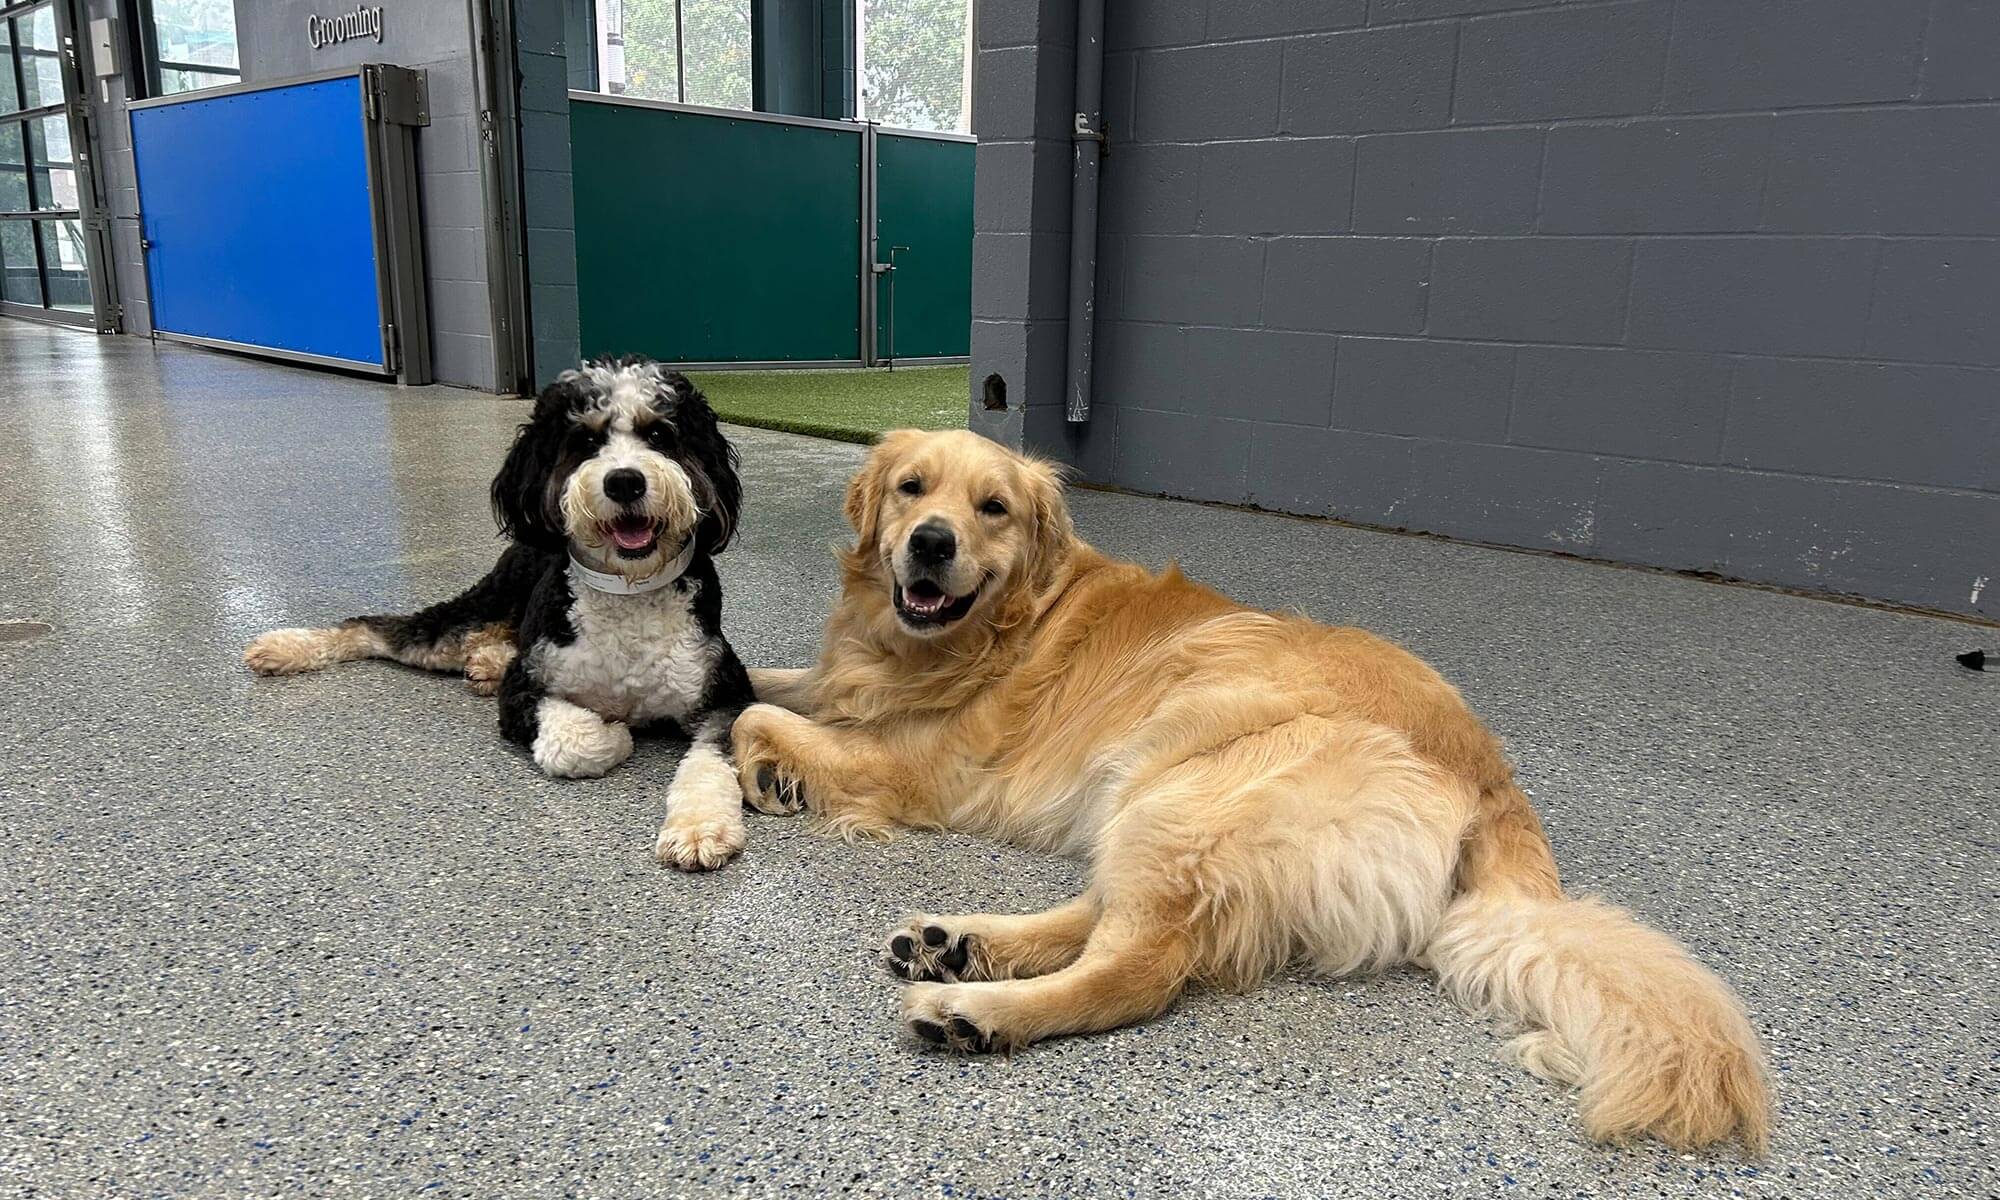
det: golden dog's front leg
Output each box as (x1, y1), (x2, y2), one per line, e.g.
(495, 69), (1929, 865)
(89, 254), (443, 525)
(729, 703), (934, 840)
(747, 666), (818, 712)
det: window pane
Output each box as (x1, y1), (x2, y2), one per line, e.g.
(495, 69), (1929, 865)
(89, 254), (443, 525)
(19, 5), (66, 111)
(564, 0), (597, 91)
(0, 124), (26, 213)
(27, 114), (74, 211)
(38, 217), (90, 311)
(0, 20), (19, 116)
(151, 0), (238, 70)
(0, 220), (40, 305)
(160, 66), (236, 95)
(681, 0), (750, 110)
(617, 0), (681, 102)
(862, 0), (969, 133)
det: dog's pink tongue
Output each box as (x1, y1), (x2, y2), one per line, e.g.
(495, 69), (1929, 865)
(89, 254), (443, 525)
(610, 520), (656, 550)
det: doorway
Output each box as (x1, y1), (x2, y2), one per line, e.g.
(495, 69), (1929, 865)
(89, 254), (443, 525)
(0, 0), (112, 329)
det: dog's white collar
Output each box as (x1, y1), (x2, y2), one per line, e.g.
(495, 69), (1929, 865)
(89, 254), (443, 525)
(568, 540), (695, 596)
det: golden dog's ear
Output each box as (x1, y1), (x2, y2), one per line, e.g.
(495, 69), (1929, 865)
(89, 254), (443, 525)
(846, 429), (925, 555)
(1022, 456), (1076, 593)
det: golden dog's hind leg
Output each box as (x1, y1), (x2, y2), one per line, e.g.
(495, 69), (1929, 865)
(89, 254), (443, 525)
(730, 703), (939, 839)
(900, 900), (1196, 1053)
(885, 893), (1102, 983)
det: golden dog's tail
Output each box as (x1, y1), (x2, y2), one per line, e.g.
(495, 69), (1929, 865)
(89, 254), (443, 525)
(1425, 784), (1771, 1153)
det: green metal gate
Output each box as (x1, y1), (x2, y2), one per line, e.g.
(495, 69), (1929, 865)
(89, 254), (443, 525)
(872, 131), (974, 363)
(571, 93), (973, 367)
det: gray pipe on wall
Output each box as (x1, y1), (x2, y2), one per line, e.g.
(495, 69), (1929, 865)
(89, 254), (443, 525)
(1064, 0), (1106, 423)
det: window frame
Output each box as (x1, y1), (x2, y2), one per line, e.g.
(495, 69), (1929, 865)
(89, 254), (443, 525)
(0, 0), (104, 326)
(129, 0), (238, 99)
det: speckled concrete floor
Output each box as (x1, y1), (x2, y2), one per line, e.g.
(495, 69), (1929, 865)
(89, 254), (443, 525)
(0, 321), (1994, 1199)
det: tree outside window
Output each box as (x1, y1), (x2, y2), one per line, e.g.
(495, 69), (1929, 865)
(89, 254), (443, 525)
(593, 0), (971, 132)
(860, 0), (968, 134)
(606, 0), (752, 110)
(147, 0), (239, 95)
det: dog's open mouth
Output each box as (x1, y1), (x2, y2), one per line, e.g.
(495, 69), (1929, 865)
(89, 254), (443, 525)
(894, 580), (978, 627)
(603, 514), (662, 558)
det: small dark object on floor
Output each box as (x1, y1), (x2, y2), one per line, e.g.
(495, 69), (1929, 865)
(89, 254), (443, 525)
(1956, 649), (1987, 671)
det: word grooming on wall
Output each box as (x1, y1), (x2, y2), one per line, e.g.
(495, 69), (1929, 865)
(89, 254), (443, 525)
(307, 5), (385, 50)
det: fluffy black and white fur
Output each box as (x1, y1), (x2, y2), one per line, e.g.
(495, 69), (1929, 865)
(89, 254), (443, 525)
(245, 357), (757, 870)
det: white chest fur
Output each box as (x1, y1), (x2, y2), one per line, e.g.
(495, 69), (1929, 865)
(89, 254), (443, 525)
(532, 578), (716, 725)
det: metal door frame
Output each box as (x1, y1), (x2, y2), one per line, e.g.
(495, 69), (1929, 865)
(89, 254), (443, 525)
(472, 0), (532, 394)
(0, 0), (118, 331)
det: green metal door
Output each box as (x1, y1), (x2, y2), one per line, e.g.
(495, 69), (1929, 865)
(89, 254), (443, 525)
(873, 131), (973, 361)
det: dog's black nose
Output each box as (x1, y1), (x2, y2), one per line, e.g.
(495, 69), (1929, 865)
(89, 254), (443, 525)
(604, 468), (647, 504)
(907, 522), (956, 565)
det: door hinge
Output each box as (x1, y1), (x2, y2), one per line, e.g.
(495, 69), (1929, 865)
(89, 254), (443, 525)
(365, 66), (430, 126)
(384, 322), (401, 371)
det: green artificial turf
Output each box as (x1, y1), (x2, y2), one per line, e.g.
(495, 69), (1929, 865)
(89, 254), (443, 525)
(689, 365), (969, 445)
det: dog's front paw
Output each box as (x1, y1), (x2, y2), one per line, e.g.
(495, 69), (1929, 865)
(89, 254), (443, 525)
(903, 984), (1002, 1054)
(532, 700), (633, 778)
(655, 745), (746, 870)
(885, 916), (982, 982)
(464, 642), (515, 696)
(744, 764), (808, 816)
(731, 705), (805, 815)
(654, 813), (746, 871)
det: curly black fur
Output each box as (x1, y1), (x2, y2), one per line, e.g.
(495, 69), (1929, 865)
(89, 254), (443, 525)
(347, 356), (753, 771)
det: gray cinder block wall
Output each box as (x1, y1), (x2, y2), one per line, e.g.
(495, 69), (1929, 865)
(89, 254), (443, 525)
(515, 0), (584, 389)
(969, 0), (2000, 620)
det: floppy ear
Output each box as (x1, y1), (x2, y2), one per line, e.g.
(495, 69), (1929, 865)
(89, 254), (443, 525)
(1022, 456), (1077, 594)
(490, 377), (579, 550)
(665, 373), (742, 555)
(845, 430), (925, 557)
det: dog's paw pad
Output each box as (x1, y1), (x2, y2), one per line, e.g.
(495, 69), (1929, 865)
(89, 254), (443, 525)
(907, 1011), (997, 1054)
(746, 765), (807, 815)
(885, 919), (979, 982)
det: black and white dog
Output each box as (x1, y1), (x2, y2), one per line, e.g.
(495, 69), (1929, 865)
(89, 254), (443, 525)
(245, 357), (756, 870)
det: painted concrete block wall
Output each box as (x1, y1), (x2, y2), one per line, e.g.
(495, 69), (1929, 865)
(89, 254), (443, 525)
(973, 0), (1999, 619)
(235, 0), (498, 391)
(965, 0), (1099, 465)
(516, 0), (584, 388)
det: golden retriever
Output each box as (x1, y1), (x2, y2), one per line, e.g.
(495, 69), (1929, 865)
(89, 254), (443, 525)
(732, 429), (1770, 1152)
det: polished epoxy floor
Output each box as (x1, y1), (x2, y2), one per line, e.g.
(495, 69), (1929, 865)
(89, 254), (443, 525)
(1, 321), (1994, 1199)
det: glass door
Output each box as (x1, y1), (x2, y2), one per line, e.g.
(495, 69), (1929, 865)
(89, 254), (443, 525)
(0, 0), (110, 328)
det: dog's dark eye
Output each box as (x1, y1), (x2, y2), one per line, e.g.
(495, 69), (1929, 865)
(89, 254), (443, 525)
(642, 423), (674, 446)
(979, 498), (1008, 517)
(898, 478), (923, 496)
